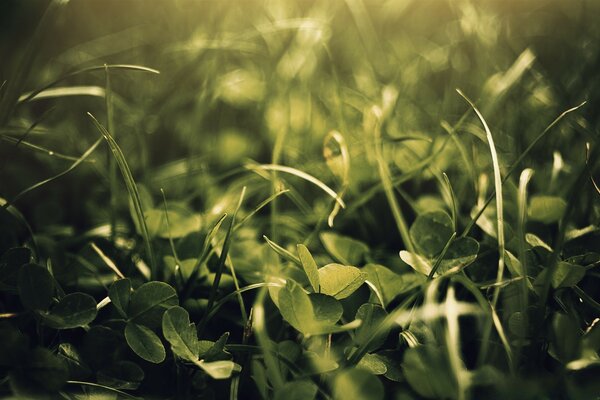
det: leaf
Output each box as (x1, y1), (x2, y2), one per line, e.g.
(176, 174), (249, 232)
(124, 322), (166, 364)
(41, 292), (98, 329)
(274, 380), (318, 400)
(297, 244), (320, 292)
(318, 264), (367, 299)
(436, 236), (479, 274)
(199, 332), (230, 361)
(399, 251), (432, 276)
(400, 237), (478, 277)
(333, 368), (384, 400)
(162, 306), (199, 362)
(309, 293), (342, 325)
(551, 261), (586, 289)
(354, 304), (389, 353)
(108, 278), (131, 318)
(528, 195), (567, 224)
(193, 359), (241, 379)
(357, 353), (388, 375)
(320, 232), (369, 265)
(277, 280), (315, 334)
(363, 264), (422, 306)
(409, 210), (454, 258)
(18, 263), (55, 310)
(128, 281), (178, 329)
(57, 343), (91, 380)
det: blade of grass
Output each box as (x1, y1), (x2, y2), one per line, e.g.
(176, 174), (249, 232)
(4, 138), (102, 209)
(198, 186), (246, 336)
(160, 188), (185, 286)
(18, 64), (159, 106)
(457, 89), (508, 367)
(443, 172), (458, 231)
(90, 242), (125, 279)
(105, 65), (117, 243)
(181, 213), (228, 300)
(462, 101), (586, 237)
(246, 164), (346, 209)
(263, 235), (301, 266)
(0, 0), (67, 126)
(428, 232), (457, 280)
(88, 112), (156, 280)
(457, 90), (505, 308)
(370, 105), (414, 252)
(516, 168), (534, 356)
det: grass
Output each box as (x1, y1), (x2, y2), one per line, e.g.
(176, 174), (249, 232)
(1, 1), (600, 399)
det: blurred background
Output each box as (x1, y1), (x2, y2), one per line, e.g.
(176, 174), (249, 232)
(1, 0), (599, 249)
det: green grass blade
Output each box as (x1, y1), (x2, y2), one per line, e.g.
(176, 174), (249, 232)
(246, 163), (346, 209)
(443, 172), (458, 231)
(457, 89), (505, 309)
(18, 64), (159, 105)
(5, 138), (101, 208)
(369, 105), (414, 252)
(181, 213), (228, 300)
(88, 112), (156, 280)
(462, 101), (586, 237)
(263, 235), (301, 266)
(198, 187), (246, 336)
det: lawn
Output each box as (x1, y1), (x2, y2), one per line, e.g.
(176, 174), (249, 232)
(1, 0), (599, 399)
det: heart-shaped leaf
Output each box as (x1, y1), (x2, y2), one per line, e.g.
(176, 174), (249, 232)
(128, 281), (178, 329)
(18, 263), (55, 311)
(318, 263), (367, 299)
(193, 359), (241, 379)
(278, 280), (315, 334)
(162, 306), (199, 362)
(125, 322), (166, 364)
(297, 244), (320, 292)
(410, 211), (454, 258)
(363, 264), (423, 306)
(309, 293), (342, 325)
(108, 278), (131, 318)
(354, 303), (389, 352)
(41, 292), (97, 329)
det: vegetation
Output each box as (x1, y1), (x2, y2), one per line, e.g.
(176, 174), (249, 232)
(1, 0), (599, 399)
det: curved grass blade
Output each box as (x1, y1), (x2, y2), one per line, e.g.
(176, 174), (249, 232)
(263, 235), (301, 266)
(18, 64), (159, 105)
(198, 187), (246, 336)
(181, 213), (227, 300)
(442, 172), (458, 231)
(4, 138), (101, 209)
(462, 101), (586, 237)
(457, 89), (505, 309)
(246, 163), (346, 209)
(88, 112), (156, 280)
